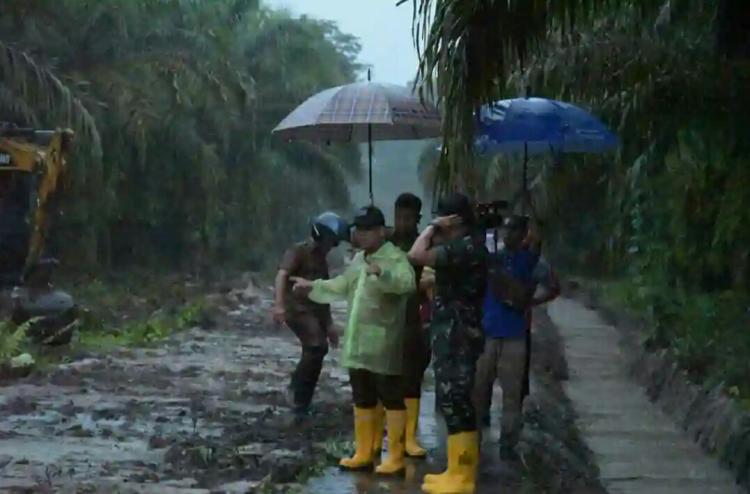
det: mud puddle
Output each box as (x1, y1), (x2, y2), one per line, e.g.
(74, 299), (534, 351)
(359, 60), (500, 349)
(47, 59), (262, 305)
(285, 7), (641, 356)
(306, 389), (529, 494)
(303, 309), (606, 494)
(0, 293), (353, 493)
(0, 284), (603, 494)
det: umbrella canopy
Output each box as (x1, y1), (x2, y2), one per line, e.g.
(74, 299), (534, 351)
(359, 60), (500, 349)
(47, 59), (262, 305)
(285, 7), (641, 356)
(273, 81), (441, 143)
(474, 96), (618, 215)
(476, 97), (618, 156)
(273, 78), (441, 204)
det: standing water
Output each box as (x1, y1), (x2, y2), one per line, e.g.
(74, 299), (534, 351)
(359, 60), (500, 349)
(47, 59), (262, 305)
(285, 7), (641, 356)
(305, 391), (444, 494)
(305, 384), (523, 494)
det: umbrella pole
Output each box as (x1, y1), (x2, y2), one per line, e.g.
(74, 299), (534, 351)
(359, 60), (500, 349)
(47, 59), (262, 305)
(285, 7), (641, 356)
(367, 67), (374, 205)
(368, 123), (373, 205)
(522, 141), (528, 215)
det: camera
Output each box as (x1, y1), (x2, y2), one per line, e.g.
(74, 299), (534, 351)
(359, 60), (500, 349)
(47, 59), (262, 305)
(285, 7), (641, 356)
(475, 200), (508, 230)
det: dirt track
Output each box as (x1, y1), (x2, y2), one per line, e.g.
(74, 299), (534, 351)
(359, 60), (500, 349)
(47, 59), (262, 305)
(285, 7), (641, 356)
(0, 289), (354, 493)
(0, 282), (605, 494)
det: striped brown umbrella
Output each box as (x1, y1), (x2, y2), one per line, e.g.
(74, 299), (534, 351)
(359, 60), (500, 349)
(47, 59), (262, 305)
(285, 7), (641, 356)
(272, 72), (441, 204)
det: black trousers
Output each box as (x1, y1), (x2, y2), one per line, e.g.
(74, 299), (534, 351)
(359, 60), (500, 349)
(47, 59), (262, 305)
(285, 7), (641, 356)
(349, 368), (405, 410)
(402, 324), (431, 398)
(288, 314), (328, 411)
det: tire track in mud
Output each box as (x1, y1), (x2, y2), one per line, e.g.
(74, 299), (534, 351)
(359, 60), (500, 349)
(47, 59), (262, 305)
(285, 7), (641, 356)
(0, 295), (354, 493)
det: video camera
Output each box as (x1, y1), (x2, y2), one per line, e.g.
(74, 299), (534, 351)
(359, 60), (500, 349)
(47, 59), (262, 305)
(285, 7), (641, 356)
(475, 200), (509, 230)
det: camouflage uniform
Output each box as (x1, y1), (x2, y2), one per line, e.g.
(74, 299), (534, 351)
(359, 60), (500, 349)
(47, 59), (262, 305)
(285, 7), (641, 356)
(431, 233), (487, 434)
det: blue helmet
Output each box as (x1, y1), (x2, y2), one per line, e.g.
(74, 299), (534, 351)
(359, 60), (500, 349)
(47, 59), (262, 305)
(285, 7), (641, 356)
(311, 212), (349, 246)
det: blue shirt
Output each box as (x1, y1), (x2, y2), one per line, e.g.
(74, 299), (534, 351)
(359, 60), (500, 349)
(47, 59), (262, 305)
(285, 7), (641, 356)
(483, 248), (539, 339)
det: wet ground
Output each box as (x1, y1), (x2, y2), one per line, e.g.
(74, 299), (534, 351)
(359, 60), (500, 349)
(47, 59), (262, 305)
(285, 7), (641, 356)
(0, 282), (605, 494)
(549, 297), (742, 494)
(0, 290), (356, 493)
(306, 389), (530, 494)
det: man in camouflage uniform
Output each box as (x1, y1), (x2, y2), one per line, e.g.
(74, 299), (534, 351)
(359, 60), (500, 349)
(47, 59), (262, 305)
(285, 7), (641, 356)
(408, 193), (487, 494)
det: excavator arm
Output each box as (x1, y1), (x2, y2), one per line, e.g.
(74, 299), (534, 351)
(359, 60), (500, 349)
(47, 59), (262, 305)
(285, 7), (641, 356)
(0, 126), (74, 274)
(0, 124), (77, 345)
(27, 130), (74, 268)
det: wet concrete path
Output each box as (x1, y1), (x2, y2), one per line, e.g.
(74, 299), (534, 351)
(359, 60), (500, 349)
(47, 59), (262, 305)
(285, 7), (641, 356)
(548, 297), (742, 494)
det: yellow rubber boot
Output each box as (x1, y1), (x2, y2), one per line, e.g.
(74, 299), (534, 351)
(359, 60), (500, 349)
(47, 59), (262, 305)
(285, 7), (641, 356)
(405, 398), (427, 458)
(339, 407), (375, 471)
(421, 431), (479, 494)
(375, 409), (407, 475)
(372, 402), (385, 458)
(421, 440), (455, 486)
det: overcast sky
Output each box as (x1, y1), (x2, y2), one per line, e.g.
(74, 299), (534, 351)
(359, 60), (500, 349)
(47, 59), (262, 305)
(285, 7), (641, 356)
(264, 0), (419, 85)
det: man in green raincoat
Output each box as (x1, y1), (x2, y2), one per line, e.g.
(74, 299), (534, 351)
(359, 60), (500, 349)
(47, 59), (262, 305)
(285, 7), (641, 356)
(292, 205), (416, 475)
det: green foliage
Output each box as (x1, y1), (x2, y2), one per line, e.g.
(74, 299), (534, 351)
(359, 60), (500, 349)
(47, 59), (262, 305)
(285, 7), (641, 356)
(599, 279), (750, 397)
(412, 1), (750, 395)
(78, 300), (208, 349)
(538, 3), (750, 395)
(408, 0), (684, 194)
(0, 319), (31, 360)
(409, 0), (749, 192)
(0, 0), (364, 270)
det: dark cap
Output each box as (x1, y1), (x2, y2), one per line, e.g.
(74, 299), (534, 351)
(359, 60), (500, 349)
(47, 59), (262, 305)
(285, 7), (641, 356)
(353, 205), (386, 229)
(502, 214), (529, 231)
(436, 193), (474, 224)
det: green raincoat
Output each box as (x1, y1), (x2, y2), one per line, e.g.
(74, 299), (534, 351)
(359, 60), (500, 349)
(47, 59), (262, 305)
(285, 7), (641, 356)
(308, 241), (415, 376)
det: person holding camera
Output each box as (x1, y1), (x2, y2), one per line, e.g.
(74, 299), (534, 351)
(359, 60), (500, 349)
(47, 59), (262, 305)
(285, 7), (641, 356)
(408, 193), (487, 494)
(292, 205), (416, 475)
(473, 215), (559, 461)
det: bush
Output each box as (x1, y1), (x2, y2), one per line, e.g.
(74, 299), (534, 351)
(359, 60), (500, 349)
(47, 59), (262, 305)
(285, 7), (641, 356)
(601, 280), (750, 397)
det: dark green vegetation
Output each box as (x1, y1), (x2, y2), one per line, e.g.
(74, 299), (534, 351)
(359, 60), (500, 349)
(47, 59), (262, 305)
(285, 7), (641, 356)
(412, 2), (750, 396)
(0, 0), (363, 272)
(0, 272), (213, 375)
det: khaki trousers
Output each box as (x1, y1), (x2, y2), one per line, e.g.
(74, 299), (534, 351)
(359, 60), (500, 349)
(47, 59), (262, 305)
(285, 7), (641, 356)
(473, 337), (527, 446)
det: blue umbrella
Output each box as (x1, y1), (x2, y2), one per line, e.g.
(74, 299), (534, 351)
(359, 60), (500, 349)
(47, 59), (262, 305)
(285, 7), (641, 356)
(476, 97), (618, 154)
(475, 96), (618, 405)
(475, 96), (618, 210)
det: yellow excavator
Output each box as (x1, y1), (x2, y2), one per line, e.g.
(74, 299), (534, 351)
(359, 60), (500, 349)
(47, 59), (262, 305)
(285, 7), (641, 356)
(0, 122), (78, 345)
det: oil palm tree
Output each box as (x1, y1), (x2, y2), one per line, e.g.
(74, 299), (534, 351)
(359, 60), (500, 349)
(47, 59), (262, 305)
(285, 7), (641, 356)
(405, 0), (750, 193)
(0, 0), (364, 269)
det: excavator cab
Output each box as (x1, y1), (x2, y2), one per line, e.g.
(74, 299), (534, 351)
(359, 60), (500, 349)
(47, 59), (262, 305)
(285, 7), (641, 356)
(0, 123), (77, 345)
(0, 170), (33, 286)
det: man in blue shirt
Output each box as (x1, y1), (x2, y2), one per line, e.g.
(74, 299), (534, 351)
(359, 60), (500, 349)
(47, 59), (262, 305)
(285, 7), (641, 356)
(473, 215), (558, 460)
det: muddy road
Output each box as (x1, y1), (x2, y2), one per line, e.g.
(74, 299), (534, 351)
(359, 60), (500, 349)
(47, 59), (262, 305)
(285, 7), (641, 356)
(0, 287), (356, 493)
(0, 282), (602, 493)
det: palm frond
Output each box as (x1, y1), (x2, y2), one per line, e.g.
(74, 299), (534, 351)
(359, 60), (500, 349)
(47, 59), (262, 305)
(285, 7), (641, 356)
(408, 0), (692, 192)
(0, 40), (102, 160)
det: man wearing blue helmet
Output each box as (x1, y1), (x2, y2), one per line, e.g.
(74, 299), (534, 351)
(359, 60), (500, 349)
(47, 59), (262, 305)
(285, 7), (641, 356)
(273, 211), (349, 417)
